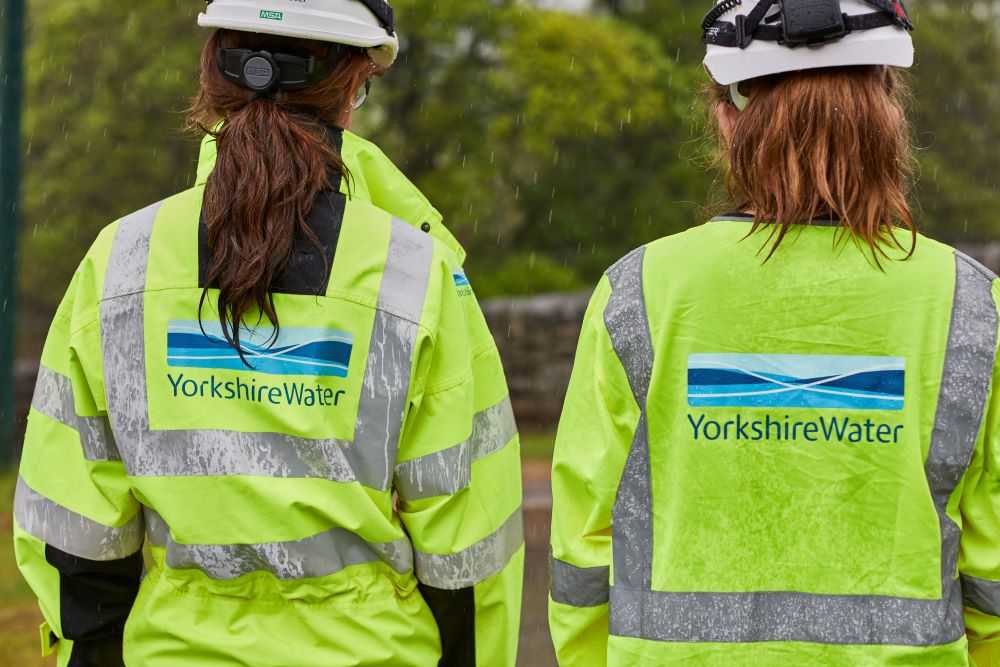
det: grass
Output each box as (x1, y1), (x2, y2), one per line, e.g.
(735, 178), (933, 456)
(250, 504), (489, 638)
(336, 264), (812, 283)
(520, 432), (555, 461)
(1, 468), (54, 666)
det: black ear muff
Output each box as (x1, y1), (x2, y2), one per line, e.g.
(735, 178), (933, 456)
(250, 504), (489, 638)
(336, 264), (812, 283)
(240, 52), (279, 91)
(217, 47), (329, 94)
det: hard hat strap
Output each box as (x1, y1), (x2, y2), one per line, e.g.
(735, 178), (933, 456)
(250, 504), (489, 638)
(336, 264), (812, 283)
(217, 46), (347, 93)
(357, 0), (396, 36)
(702, 0), (913, 50)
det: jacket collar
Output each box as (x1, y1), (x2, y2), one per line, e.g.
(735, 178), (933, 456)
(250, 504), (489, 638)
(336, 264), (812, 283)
(195, 128), (466, 264)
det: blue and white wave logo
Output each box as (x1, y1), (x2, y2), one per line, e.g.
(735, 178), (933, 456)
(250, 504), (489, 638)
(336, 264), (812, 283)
(453, 269), (471, 288)
(688, 353), (905, 410)
(167, 321), (353, 377)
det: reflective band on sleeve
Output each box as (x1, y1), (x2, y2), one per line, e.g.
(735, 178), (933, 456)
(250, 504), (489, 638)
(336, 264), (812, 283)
(144, 508), (412, 580)
(394, 395), (517, 500)
(31, 364), (120, 462)
(606, 250), (997, 647)
(13, 476), (144, 561)
(348, 217), (434, 490)
(414, 507), (523, 590)
(604, 248), (655, 594)
(961, 574), (1000, 617)
(549, 550), (609, 607)
(609, 585), (964, 645)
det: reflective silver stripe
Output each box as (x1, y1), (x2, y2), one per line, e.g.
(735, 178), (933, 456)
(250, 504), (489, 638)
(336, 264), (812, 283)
(609, 585), (963, 645)
(394, 396), (517, 499)
(13, 476), (143, 561)
(961, 574), (1000, 616)
(604, 248), (654, 593)
(123, 429), (356, 480)
(928, 252), (998, 608)
(605, 250), (997, 646)
(414, 507), (523, 590)
(31, 364), (119, 462)
(144, 507), (412, 580)
(348, 217), (434, 490)
(549, 551), (609, 607)
(101, 202), (161, 443)
(144, 507), (170, 547)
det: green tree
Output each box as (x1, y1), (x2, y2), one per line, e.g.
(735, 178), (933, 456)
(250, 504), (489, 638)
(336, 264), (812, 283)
(17, 0), (999, 319)
(20, 2), (203, 316)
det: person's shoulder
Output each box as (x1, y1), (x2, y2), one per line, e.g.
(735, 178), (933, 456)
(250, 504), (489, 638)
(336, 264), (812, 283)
(602, 223), (716, 278)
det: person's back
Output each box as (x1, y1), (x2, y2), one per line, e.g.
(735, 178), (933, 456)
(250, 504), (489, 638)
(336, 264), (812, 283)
(549, 1), (1000, 665)
(13, 3), (523, 665)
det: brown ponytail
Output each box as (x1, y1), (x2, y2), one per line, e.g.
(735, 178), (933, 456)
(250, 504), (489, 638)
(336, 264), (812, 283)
(709, 66), (915, 263)
(188, 30), (378, 359)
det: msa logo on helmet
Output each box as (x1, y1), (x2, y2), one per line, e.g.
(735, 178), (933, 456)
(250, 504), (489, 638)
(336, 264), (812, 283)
(167, 321), (353, 377)
(259, 10), (284, 20)
(687, 353), (905, 410)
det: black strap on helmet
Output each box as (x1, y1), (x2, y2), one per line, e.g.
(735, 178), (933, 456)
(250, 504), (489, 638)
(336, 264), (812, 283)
(702, 0), (913, 49)
(216, 46), (350, 93)
(358, 0), (396, 36)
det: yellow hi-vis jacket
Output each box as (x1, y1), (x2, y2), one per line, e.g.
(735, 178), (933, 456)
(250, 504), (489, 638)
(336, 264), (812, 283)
(14, 127), (524, 667)
(549, 216), (1000, 666)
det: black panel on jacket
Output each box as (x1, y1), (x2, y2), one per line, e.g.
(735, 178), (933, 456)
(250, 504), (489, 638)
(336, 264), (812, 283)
(45, 545), (142, 667)
(419, 583), (476, 666)
(199, 125), (347, 297)
(198, 189), (346, 297)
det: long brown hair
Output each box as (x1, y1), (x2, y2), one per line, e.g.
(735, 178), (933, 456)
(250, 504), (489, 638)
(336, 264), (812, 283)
(189, 30), (378, 359)
(710, 66), (915, 262)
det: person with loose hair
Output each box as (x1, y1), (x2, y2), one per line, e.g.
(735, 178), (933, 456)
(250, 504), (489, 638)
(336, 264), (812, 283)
(549, 1), (1000, 664)
(13, 2), (523, 665)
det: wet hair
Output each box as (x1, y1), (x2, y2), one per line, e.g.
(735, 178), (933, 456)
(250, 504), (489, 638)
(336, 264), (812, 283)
(708, 65), (916, 263)
(188, 30), (379, 361)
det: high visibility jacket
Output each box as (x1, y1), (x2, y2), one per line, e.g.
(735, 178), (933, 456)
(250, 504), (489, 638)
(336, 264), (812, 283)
(14, 126), (524, 667)
(549, 216), (1000, 666)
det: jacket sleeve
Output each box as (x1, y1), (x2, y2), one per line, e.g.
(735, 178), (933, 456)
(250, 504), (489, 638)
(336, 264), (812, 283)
(548, 276), (641, 667)
(960, 280), (1000, 667)
(395, 256), (523, 667)
(13, 245), (144, 667)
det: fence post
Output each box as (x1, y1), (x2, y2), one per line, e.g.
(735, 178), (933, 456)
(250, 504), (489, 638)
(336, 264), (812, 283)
(1, 0), (26, 465)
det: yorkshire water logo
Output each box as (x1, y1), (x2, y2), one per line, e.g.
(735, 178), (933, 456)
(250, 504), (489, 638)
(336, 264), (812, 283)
(688, 353), (904, 411)
(453, 269), (473, 297)
(167, 321), (353, 377)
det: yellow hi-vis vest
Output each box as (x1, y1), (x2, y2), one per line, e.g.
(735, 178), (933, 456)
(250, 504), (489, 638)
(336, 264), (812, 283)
(550, 217), (1000, 666)
(14, 127), (524, 667)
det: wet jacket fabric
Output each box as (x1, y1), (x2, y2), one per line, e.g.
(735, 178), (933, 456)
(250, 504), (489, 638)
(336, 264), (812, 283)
(14, 127), (524, 667)
(549, 216), (1000, 666)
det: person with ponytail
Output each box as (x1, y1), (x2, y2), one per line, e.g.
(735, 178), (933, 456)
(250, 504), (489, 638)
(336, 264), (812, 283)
(13, 2), (523, 666)
(549, 1), (1000, 665)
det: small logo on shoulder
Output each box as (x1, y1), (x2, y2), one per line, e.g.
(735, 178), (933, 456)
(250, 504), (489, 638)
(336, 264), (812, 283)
(453, 269), (473, 297)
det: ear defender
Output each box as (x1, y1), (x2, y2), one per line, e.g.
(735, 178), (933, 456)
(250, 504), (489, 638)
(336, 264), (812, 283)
(216, 47), (341, 94)
(729, 82), (750, 111)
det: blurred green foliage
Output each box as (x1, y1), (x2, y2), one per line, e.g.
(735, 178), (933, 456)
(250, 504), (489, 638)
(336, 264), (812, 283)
(16, 0), (1000, 313)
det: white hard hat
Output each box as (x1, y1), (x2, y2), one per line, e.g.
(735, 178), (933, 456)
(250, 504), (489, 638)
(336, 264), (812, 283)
(703, 0), (914, 86)
(198, 0), (400, 69)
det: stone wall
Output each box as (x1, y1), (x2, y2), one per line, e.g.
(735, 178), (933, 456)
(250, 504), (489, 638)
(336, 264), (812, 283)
(481, 292), (591, 432)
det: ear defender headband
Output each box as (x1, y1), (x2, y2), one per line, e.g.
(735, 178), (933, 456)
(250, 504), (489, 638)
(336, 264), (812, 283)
(216, 45), (348, 94)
